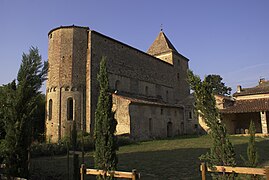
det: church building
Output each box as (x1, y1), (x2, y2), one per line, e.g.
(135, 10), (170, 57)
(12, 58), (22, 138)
(45, 25), (197, 142)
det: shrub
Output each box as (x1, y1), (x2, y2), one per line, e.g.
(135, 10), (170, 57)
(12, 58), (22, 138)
(30, 142), (67, 158)
(117, 136), (136, 146)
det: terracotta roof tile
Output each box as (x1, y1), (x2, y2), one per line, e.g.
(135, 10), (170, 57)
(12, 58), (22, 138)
(234, 81), (269, 96)
(220, 98), (269, 113)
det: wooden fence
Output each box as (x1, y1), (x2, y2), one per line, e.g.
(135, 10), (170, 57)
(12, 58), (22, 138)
(200, 163), (269, 180)
(80, 164), (140, 180)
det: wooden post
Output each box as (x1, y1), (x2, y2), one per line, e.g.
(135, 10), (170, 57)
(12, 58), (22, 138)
(200, 163), (206, 180)
(266, 167), (269, 180)
(132, 169), (137, 180)
(80, 164), (85, 180)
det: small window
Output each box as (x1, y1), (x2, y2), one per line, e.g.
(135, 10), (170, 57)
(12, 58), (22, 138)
(166, 90), (169, 102)
(67, 98), (74, 121)
(189, 111), (193, 119)
(161, 108), (163, 115)
(145, 86), (148, 95)
(149, 118), (152, 135)
(48, 99), (53, 120)
(177, 73), (179, 80)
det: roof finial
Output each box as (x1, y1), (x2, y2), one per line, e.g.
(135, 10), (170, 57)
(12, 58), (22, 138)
(160, 24), (163, 31)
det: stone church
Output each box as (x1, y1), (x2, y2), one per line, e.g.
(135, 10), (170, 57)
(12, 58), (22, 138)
(46, 25), (198, 142)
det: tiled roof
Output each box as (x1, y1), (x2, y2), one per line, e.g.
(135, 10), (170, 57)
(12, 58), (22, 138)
(220, 98), (269, 114)
(147, 31), (179, 56)
(113, 93), (182, 108)
(233, 81), (269, 96)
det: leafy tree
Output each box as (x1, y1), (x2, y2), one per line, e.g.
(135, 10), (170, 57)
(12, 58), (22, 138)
(94, 57), (118, 180)
(241, 120), (258, 167)
(205, 74), (232, 96)
(0, 47), (47, 178)
(188, 70), (236, 179)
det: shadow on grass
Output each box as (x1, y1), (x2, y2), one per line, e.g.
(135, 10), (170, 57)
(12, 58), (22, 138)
(30, 136), (269, 180)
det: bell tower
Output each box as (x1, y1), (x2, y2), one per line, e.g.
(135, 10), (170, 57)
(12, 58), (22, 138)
(46, 26), (89, 142)
(147, 30), (190, 102)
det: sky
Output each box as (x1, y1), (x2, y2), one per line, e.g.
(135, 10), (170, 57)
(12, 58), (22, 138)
(0, 0), (269, 93)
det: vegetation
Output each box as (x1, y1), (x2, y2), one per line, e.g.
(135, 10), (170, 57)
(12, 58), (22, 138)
(94, 57), (118, 179)
(205, 74), (232, 96)
(188, 71), (236, 179)
(241, 120), (259, 167)
(72, 122), (80, 180)
(0, 47), (48, 178)
(30, 135), (269, 180)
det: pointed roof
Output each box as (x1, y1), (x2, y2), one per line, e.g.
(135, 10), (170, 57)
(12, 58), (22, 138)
(147, 31), (179, 56)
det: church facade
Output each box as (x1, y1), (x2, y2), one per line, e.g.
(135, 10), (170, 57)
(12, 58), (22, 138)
(46, 25), (197, 142)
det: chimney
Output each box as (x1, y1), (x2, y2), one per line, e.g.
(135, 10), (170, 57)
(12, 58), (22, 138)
(237, 85), (242, 93)
(259, 78), (266, 85)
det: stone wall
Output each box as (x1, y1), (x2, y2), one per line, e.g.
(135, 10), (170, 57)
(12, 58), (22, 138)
(46, 26), (191, 142)
(112, 95), (131, 135)
(88, 30), (188, 133)
(46, 26), (88, 142)
(129, 104), (184, 140)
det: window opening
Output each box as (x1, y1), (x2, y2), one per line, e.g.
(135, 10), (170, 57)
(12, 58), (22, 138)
(67, 98), (74, 120)
(48, 99), (52, 120)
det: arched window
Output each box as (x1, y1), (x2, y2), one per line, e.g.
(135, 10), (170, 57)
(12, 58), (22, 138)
(48, 99), (52, 120)
(67, 98), (74, 121)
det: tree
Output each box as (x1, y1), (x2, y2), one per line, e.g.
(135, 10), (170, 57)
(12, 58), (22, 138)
(0, 47), (48, 178)
(205, 74), (232, 96)
(188, 70), (236, 179)
(94, 57), (118, 180)
(72, 122), (79, 180)
(241, 120), (258, 167)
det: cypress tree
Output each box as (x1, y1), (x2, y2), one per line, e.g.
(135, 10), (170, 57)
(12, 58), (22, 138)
(72, 122), (79, 180)
(242, 120), (258, 167)
(188, 70), (236, 179)
(94, 57), (118, 180)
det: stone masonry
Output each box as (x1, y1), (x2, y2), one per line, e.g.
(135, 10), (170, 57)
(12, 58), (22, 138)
(46, 25), (197, 142)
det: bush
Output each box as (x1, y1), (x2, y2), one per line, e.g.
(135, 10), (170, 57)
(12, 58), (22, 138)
(117, 136), (136, 146)
(30, 134), (136, 158)
(31, 142), (67, 158)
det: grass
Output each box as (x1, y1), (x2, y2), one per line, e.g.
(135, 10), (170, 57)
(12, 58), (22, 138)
(31, 135), (269, 180)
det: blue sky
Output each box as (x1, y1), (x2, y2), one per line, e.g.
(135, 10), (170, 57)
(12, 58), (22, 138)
(1, 0), (269, 93)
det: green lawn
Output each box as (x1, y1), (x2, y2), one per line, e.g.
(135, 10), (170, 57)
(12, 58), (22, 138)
(31, 135), (269, 180)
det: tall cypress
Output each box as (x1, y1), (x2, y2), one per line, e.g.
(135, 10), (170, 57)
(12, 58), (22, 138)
(242, 120), (258, 167)
(72, 122), (79, 180)
(188, 70), (236, 179)
(94, 57), (118, 180)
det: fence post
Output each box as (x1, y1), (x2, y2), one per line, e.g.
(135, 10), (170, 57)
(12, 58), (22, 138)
(80, 164), (85, 180)
(266, 167), (269, 180)
(201, 163), (206, 180)
(132, 169), (137, 180)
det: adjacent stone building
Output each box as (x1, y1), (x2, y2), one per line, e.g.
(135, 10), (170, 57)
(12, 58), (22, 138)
(46, 25), (197, 142)
(221, 79), (269, 134)
(199, 79), (269, 135)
